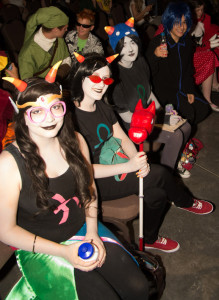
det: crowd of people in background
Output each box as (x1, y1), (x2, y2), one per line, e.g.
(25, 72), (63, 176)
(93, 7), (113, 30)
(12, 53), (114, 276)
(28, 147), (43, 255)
(0, 0), (218, 299)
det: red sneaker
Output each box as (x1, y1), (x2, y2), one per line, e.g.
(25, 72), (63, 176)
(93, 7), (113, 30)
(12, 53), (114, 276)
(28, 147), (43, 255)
(144, 237), (180, 253)
(179, 199), (213, 215)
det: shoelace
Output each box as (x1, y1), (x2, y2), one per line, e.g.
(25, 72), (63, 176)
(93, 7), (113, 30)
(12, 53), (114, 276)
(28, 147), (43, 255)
(178, 162), (187, 172)
(157, 237), (167, 245)
(193, 200), (202, 209)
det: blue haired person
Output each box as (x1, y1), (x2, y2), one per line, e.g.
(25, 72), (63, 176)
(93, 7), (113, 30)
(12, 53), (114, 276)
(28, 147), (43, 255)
(146, 1), (211, 125)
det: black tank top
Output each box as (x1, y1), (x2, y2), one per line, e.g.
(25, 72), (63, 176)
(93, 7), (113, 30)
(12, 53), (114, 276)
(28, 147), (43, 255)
(5, 144), (85, 243)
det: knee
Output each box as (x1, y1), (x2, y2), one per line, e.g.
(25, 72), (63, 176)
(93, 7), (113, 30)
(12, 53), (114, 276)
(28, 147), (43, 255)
(144, 188), (167, 209)
(184, 121), (192, 132)
(152, 164), (170, 179)
(181, 122), (192, 136)
(171, 129), (184, 145)
(145, 164), (173, 191)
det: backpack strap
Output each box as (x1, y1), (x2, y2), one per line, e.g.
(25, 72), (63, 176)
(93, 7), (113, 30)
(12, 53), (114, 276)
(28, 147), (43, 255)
(114, 151), (128, 182)
(33, 39), (58, 77)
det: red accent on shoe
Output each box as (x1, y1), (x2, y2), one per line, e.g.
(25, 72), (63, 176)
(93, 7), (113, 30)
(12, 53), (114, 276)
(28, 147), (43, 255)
(179, 199), (213, 215)
(144, 237), (180, 253)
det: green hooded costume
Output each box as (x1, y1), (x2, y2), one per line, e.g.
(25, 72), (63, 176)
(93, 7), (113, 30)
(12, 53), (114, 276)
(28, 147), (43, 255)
(18, 6), (69, 80)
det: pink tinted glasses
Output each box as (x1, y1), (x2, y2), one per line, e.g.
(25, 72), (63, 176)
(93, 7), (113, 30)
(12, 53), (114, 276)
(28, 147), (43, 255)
(26, 101), (66, 124)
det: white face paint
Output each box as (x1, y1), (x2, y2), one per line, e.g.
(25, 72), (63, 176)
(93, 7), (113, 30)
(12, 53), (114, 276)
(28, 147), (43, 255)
(119, 36), (139, 67)
(82, 66), (111, 103)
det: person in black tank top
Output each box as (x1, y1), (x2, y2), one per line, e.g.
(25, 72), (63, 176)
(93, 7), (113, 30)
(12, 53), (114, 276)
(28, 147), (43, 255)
(0, 66), (149, 299)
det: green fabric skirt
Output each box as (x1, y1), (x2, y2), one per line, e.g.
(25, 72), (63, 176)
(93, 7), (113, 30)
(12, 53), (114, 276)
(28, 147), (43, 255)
(6, 222), (127, 300)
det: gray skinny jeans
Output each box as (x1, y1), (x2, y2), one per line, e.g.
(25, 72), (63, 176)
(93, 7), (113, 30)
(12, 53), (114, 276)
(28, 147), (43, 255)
(151, 121), (191, 169)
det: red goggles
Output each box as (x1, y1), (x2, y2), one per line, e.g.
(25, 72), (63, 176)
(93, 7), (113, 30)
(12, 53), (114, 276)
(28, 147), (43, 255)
(88, 75), (114, 85)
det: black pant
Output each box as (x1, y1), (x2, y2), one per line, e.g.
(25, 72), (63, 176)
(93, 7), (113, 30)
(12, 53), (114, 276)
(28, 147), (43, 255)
(75, 243), (149, 299)
(96, 164), (194, 243)
(177, 93), (211, 125)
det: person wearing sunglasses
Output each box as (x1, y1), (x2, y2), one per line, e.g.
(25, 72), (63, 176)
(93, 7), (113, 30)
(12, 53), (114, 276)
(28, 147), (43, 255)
(71, 52), (213, 254)
(65, 8), (104, 65)
(0, 65), (150, 299)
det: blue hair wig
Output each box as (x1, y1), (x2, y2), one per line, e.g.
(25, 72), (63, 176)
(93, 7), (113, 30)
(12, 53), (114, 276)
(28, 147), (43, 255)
(161, 1), (192, 36)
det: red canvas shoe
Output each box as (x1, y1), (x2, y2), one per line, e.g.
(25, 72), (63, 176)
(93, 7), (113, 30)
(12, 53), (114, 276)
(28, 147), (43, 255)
(179, 199), (213, 215)
(144, 237), (180, 253)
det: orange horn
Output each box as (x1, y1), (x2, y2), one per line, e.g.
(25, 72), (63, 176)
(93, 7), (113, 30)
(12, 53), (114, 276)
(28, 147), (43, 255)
(106, 54), (119, 64)
(45, 60), (62, 83)
(104, 26), (115, 35)
(2, 77), (27, 92)
(74, 52), (85, 63)
(125, 17), (134, 28)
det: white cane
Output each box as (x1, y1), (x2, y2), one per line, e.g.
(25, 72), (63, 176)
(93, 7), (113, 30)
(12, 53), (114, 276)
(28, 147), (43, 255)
(139, 143), (144, 251)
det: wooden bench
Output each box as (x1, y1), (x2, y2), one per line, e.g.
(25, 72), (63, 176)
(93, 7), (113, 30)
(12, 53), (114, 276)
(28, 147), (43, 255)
(102, 195), (139, 243)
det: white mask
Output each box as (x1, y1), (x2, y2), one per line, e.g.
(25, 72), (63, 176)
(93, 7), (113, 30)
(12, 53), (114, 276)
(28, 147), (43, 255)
(120, 36), (138, 67)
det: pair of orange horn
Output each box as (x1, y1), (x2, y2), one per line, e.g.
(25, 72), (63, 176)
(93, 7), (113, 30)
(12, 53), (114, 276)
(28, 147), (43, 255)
(73, 52), (119, 64)
(104, 17), (135, 35)
(2, 60), (62, 92)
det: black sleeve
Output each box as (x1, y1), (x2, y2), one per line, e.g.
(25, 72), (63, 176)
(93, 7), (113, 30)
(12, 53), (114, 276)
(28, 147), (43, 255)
(145, 35), (162, 77)
(112, 84), (129, 113)
(183, 36), (197, 95)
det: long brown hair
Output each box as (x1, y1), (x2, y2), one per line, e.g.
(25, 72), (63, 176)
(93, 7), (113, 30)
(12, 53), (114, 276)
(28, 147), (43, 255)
(13, 77), (94, 212)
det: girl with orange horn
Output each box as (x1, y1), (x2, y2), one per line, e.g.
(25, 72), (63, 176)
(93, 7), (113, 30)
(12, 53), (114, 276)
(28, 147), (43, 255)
(0, 55), (150, 299)
(71, 52), (213, 255)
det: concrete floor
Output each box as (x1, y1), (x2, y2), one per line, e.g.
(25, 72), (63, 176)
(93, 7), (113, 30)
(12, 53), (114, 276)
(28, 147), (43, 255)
(133, 92), (219, 300)
(0, 93), (218, 299)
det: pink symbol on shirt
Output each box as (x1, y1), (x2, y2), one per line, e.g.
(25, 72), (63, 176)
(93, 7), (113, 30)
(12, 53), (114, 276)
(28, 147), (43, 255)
(53, 194), (80, 224)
